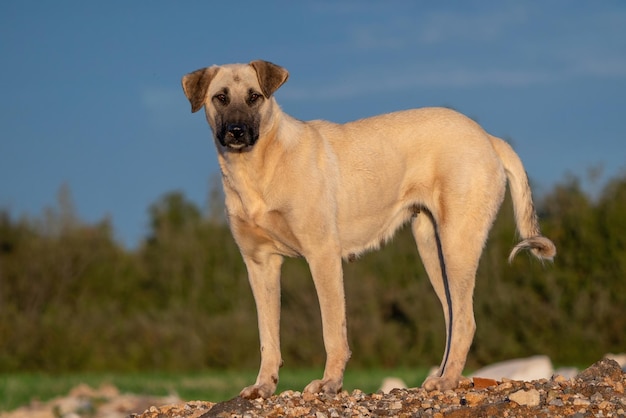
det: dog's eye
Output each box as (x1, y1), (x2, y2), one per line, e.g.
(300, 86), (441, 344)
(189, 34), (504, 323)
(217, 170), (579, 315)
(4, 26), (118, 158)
(249, 93), (261, 104)
(215, 94), (228, 104)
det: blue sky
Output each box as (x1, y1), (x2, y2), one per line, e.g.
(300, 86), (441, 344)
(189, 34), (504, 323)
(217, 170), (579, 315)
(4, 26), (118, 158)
(1, 1), (625, 248)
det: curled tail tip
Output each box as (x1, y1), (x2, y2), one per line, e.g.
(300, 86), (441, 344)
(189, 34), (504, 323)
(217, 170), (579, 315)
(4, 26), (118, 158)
(508, 236), (557, 264)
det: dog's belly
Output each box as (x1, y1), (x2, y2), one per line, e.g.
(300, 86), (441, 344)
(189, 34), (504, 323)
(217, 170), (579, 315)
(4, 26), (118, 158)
(337, 196), (418, 259)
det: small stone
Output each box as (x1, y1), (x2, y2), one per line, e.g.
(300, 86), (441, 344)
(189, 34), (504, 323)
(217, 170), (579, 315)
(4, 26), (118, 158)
(573, 397), (591, 406)
(590, 392), (604, 402)
(290, 406), (311, 416)
(351, 389), (364, 399)
(546, 389), (560, 403)
(463, 392), (487, 406)
(473, 377), (498, 389)
(509, 388), (541, 407)
(390, 400), (402, 409)
(459, 377), (474, 389)
(549, 399), (564, 407)
(497, 381), (513, 391)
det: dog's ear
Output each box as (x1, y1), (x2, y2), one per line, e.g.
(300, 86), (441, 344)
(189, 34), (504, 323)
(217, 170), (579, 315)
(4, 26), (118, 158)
(250, 60), (289, 98)
(182, 66), (219, 113)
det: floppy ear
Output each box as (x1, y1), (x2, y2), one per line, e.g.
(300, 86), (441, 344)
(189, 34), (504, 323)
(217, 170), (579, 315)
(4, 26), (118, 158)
(181, 66), (219, 113)
(249, 60), (289, 98)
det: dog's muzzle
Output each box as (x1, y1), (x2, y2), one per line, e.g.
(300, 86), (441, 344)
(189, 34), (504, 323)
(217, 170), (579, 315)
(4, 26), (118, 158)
(217, 122), (258, 149)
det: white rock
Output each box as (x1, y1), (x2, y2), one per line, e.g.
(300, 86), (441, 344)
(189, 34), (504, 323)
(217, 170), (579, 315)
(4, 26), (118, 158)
(379, 377), (407, 393)
(509, 388), (540, 406)
(470, 355), (553, 381)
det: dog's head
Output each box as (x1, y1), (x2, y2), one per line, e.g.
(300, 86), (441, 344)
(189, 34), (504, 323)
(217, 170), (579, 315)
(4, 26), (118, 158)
(182, 60), (289, 150)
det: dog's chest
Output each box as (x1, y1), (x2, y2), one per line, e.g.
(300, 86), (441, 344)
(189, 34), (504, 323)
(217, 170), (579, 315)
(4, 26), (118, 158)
(226, 186), (302, 257)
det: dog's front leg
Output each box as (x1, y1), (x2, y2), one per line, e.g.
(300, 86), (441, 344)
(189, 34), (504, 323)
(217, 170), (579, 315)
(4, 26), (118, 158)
(239, 252), (284, 399)
(303, 251), (351, 395)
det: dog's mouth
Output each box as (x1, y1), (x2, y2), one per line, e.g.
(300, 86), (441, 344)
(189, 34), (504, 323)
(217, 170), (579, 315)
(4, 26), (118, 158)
(225, 140), (249, 150)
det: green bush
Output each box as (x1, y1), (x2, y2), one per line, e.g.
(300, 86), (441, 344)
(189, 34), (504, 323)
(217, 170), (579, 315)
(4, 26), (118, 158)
(1, 173), (625, 372)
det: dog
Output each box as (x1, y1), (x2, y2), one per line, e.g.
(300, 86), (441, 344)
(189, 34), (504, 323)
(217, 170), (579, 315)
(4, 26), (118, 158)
(181, 60), (556, 399)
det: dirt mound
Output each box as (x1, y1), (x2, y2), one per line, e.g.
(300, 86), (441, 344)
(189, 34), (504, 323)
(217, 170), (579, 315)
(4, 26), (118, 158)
(133, 359), (625, 417)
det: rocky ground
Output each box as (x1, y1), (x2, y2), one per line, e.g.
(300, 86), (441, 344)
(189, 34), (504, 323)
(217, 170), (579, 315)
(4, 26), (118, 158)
(133, 358), (626, 417)
(3, 359), (625, 418)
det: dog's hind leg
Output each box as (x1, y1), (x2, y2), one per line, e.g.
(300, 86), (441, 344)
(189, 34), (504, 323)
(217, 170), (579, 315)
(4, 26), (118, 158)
(239, 252), (284, 399)
(411, 207), (490, 391)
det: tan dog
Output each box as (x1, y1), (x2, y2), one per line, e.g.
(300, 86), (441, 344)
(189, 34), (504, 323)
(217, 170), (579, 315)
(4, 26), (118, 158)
(181, 60), (556, 399)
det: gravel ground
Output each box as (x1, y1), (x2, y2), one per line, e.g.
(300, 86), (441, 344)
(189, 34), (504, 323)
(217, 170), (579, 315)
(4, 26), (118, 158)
(133, 358), (626, 418)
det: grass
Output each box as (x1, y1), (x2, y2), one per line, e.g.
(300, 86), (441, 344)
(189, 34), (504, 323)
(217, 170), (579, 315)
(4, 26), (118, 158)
(0, 367), (430, 412)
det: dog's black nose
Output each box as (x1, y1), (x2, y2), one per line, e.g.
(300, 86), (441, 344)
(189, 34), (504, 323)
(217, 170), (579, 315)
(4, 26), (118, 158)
(227, 123), (247, 139)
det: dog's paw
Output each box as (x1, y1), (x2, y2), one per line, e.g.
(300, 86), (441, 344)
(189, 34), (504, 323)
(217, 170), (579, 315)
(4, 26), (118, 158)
(303, 378), (342, 396)
(239, 383), (276, 399)
(422, 374), (460, 391)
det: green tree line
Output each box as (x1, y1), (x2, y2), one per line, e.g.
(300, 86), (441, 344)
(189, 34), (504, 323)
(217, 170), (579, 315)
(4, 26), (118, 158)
(0, 173), (624, 373)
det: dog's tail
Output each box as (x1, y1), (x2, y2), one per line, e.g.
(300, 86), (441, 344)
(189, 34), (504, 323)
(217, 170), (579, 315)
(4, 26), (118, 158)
(489, 135), (556, 263)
